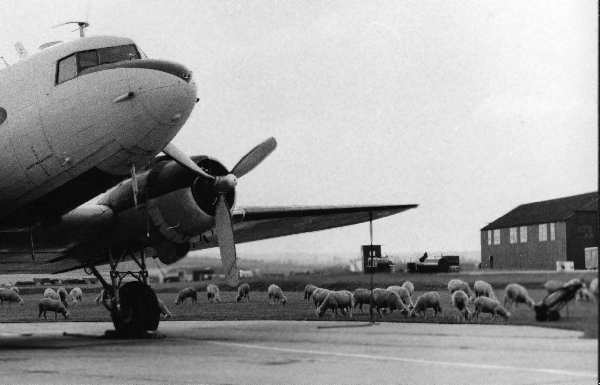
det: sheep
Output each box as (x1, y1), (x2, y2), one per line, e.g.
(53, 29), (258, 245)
(401, 281), (415, 297)
(237, 283), (250, 302)
(157, 298), (172, 319)
(175, 287), (197, 305)
(38, 298), (69, 320)
(69, 287), (83, 304)
(316, 290), (354, 318)
(386, 285), (414, 308)
(303, 284), (318, 302)
(372, 288), (409, 318)
(410, 291), (442, 318)
(0, 288), (24, 305)
(503, 283), (535, 309)
(451, 290), (471, 320)
(474, 280), (497, 301)
(543, 280), (564, 294)
(267, 284), (287, 305)
(9, 286), (19, 294)
(447, 279), (474, 299)
(352, 288), (371, 312)
(206, 284), (221, 303)
(311, 287), (331, 308)
(473, 296), (510, 320)
(44, 287), (70, 308)
(44, 288), (59, 300)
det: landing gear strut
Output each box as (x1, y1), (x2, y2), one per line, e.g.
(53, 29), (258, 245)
(87, 248), (161, 338)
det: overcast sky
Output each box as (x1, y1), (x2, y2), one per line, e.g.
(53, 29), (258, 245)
(1, 1), (597, 259)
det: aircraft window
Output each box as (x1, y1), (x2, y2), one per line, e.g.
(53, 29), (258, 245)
(0, 107), (6, 125)
(78, 50), (99, 72)
(98, 44), (140, 65)
(56, 54), (77, 84)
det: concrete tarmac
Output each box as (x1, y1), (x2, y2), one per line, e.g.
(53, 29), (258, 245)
(0, 321), (596, 385)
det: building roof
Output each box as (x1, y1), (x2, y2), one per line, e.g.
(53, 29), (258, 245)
(481, 192), (598, 230)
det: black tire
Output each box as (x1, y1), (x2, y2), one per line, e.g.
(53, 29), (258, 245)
(112, 281), (161, 337)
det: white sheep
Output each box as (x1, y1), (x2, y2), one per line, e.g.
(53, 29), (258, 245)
(451, 289), (471, 320)
(157, 298), (172, 319)
(44, 288), (59, 300)
(352, 288), (371, 312)
(0, 288), (24, 305)
(311, 287), (331, 308)
(503, 283), (535, 309)
(473, 296), (510, 320)
(401, 281), (415, 297)
(447, 279), (474, 299)
(237, 283), (250, 302)
(316, 290), (354, 318)
(175, 287), (197, 305)
(303, 284), (318, 302)
(38, 298), (69, 320)
(372, 288), (409, 318)
(267, 284), (287, 305)
(69, 287), (83, 304)
(474, 280), (497, 301)
(410, 291), (442, 318)
(206, 284), (221, 303)
(386, 285), (414, 308)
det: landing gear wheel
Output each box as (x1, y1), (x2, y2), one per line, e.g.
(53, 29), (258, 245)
(111, 281), (161, 338)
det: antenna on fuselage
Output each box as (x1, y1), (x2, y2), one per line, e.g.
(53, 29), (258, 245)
(54, 21), (90, 38)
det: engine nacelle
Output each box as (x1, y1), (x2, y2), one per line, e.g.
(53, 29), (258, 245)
(100, 156), (235, 264)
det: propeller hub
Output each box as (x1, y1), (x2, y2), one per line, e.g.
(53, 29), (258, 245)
(214, 174), (237, 192)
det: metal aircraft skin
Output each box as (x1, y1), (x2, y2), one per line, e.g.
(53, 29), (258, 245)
(0, 35), (417, 283)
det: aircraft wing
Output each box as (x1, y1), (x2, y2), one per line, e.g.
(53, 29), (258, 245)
(221, 204), (417, 245)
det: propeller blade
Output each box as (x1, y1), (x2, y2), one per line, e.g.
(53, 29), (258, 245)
(163, 143), (216, 181)
(214, 194), (239, 286)
(231, 137), (277, 178)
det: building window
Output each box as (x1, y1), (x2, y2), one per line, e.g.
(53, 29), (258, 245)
(550, 223), (555, 241)
(493, 229), (501, 245)
(539, 223), (547, 242)
(509, 227), (517, 244)
(487, 230), (491, 245)
(520, 226), (527, 243)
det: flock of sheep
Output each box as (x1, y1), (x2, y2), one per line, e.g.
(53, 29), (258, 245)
(1, 276), (597, 323)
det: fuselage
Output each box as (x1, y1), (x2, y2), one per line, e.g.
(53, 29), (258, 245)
(0, 36), (197, 225)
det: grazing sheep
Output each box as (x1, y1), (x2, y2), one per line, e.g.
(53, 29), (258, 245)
(0, 288), (24, 305)
(316, 290), (355, 318)
(372, 288), (409, 317)
(352, 288), (371, 312)
(157, 298), (172, 319)
(474, 280), (497, 301)
(401, 281), (415, 297)
(451, 290), (471, 320)
(410, 291), (442, 318)
(543, 280), (564, 294)
(504, 283), (535, 309)
(473, 296), (510, 320)
(447, 279), (474, 299)
(69, 287), (83, 304)
(175, 287), (197, 305)
(386, 285), (414, 308)
(303, 284), (318, 302)
(237, 283), (250, 302)
(38, 298), (69, 320)
(311, 287), (331, 308)
(206, 284), (221, 303)
(9, 286), (19, 294)
(267, 284), (287, 305)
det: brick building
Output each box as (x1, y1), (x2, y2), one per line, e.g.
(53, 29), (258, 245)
(480, 192), (598, 270)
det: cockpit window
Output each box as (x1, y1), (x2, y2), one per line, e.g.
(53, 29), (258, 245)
(56, 44), (141, 84)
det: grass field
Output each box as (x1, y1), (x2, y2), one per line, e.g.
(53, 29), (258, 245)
(1, 270), (597, 338)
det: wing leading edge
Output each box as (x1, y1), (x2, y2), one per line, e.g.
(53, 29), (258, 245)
(218, 204), (417, 246)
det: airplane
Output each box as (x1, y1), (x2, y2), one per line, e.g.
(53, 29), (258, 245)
(0, 24), (417, 337)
